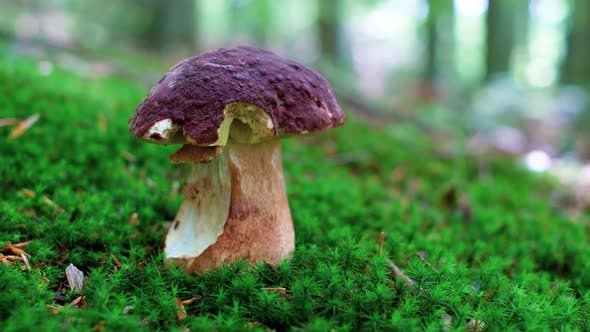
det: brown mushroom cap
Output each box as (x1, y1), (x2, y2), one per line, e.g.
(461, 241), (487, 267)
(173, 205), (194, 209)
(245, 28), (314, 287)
(129, 46), (344, 145)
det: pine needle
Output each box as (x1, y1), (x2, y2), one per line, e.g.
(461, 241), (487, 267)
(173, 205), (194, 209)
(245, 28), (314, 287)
(0, 118), (21, 127)
(9, 113), (40, 139)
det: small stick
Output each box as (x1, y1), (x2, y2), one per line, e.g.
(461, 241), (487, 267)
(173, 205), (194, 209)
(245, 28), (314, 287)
(386, 258), (415, 287)
(416, 251), (440, 274)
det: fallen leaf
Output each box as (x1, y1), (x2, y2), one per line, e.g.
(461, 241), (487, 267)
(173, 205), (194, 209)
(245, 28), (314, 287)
(70, 296), (86, 308)
(40, 276), (50, 286)
(9, 113), (40, 139)
(65, 264), (85, 291)
(46, 304), (63, 315)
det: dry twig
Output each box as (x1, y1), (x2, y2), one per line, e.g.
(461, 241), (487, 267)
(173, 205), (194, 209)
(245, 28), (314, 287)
(386, 258), (415, 287)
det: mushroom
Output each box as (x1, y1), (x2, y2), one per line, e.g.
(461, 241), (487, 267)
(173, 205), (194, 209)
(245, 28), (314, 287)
(129, 46), (345, 273)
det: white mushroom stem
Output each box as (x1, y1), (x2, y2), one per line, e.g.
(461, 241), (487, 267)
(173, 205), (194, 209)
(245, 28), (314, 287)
(165, 139), (294, 273)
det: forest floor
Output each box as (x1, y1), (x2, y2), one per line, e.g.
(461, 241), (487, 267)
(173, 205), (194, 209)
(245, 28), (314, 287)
(2, 50), (590, 331)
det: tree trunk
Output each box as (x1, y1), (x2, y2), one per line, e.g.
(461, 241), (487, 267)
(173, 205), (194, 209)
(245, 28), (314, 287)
(423, 12), (438, 84)
(139, 0), (197, 52)
(420, 0), (454, 101)
(485, 0), (517, 80)
(561, 0), (590, 84)
(422, 0), (454, 83)
(317, 0), (350, 64)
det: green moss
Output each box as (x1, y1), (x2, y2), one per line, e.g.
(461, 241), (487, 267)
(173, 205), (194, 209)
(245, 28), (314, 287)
(1, 55), (590, 331)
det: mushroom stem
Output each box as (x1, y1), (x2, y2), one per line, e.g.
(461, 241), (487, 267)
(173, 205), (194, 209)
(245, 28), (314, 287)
(165, 139), (294, 273)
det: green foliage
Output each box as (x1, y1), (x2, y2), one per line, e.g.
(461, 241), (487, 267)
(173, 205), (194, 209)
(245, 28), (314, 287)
(1, 56), (590, 331)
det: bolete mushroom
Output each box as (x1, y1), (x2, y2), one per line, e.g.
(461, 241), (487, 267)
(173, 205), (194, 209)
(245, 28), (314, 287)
(129, 46), (344, 273)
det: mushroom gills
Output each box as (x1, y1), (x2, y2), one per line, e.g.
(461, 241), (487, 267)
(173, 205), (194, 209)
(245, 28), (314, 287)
(209, 101), (275, 146)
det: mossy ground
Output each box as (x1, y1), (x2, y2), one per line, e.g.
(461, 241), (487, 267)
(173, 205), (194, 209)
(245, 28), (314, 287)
(1, 54), (590, 331)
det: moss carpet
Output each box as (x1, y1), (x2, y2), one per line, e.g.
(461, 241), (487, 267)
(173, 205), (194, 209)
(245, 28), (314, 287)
(1, 55), (590, 331)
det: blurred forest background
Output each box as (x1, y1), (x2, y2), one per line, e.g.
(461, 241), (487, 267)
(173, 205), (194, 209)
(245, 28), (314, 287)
(1, 0), (589, 184)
